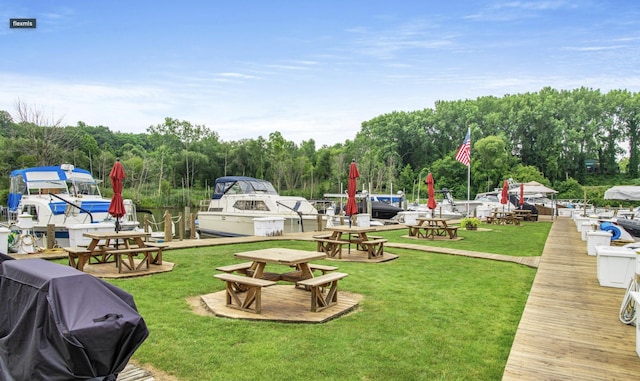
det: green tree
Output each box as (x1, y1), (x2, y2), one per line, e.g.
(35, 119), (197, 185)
(148, 117), (216, 205)
(473, 135), (511, 193)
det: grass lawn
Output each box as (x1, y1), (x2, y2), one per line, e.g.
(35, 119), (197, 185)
(376, 221), (551, 256)
(105, 222), (550, 381)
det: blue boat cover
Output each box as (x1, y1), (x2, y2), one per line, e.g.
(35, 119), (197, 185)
(600, 222), (621, 240)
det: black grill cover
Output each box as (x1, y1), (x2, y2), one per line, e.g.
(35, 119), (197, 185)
(0, 259), (148, 380)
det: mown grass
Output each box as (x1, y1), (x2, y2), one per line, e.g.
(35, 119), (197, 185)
(376, 221), (552, 256)
(101, 222), (549, 380)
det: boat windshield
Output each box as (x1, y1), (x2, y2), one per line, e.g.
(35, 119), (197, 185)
(71, 180), (102, 196)
(242, 180), (277, 194)
(220, 179), (278, 195)
(26, 180), (69, 195)
(474, 194), (500, 203)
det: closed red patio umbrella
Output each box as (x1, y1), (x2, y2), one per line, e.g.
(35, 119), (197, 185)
(345, 160), (360, 221)
(500, 180), (509, 211)
(519, 183), (525, 207)
(345, 160), (360, 255)
(108, 159), (126, 232)
(426, 173), (437, 217)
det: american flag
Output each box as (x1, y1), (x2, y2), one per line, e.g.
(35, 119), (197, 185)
(455, 132), (471, 166)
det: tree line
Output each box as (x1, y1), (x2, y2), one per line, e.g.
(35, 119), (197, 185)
(0, 87), (637, 209)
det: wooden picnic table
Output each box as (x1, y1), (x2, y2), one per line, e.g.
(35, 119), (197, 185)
(234, 248), (327, 282)
(64, 231), (167, 273)
(215, 248), (348, 313)
(408, 218), (458, 239)
(513, 209), (533, 221)
(315, 225), (387, 259)
(486, 211), (521, 225)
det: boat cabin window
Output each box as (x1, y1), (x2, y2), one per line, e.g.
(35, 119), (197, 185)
(21, 204), (38, 220)
(233, 200), (270, 211)
(10, 175), (27, 195)
(74, 181), (101, 196)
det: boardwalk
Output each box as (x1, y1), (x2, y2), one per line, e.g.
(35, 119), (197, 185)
(503, 217), (640, 380)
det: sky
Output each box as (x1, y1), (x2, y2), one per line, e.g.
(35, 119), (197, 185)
(2, 1), (640, 146)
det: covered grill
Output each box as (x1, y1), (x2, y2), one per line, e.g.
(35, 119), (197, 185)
(0, 259), (148, 380)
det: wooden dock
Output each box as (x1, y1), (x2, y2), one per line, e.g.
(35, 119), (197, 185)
(502, 216), (640, 380)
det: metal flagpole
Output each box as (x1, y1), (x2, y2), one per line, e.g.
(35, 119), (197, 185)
(455, 127), (472, 217)
(466, 127), (471, 216)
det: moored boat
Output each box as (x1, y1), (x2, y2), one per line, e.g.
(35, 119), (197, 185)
(614, 218), (640, 238)
(322, 191), (403, 221)
(197, 176), (321, 237)
(5, 164), (138, 250)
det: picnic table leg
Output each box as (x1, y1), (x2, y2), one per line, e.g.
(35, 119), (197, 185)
(77, 254), (88, 271)
(296, 263), (314, 280)
(251, 262), (266, 278)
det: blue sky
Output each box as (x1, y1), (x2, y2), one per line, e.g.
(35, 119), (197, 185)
(2, 1), (640, 146)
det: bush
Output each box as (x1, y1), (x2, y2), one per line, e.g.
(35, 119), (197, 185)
(460, 217), (481, 228)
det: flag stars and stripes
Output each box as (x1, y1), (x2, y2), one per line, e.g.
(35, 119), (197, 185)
(455, 132), (471, 166)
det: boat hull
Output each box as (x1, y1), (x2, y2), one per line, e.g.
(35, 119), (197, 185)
(196, 212), (321, 237)
(616, 219), (640, 239)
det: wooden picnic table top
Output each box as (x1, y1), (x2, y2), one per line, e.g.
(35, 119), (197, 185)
(325, 225), (377, 234)
(234, 248), (326, 265)
(416, 217), (449, 222)
(415, 217), (449, 227)
(83, 231), (151, 240)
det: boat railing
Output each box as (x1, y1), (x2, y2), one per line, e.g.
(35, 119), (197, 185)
(276, 201), (305, 232)
(198, 199), (210, 211)
(49, 193), (94, 223)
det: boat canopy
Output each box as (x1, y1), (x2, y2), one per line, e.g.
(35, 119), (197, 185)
(604, 185), (640, 201)
(508, 181), (557, 195)
(212, 176), (278, 199)
(8, 165), (102, 212)
(10, 165), (94, 182)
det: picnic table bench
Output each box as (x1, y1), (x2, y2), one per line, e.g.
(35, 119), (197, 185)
(105, 246), (157, 273)
(65, 246), (97, 271)
(214, 273), (276, 314)
(143, 242), (168, 264)
(357, 238), (388, 258)
(216, 261), (255, 275)
(314, 237), (350, 257)
(296, 272), (348, 312)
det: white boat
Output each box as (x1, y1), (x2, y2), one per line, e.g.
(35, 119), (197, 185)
(405, 200), (465, 219)
(5, 164), (139, 250)
(472, 190), (517, 212)
(406, 188), (476, 219)
(197, 176), (321, 237)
